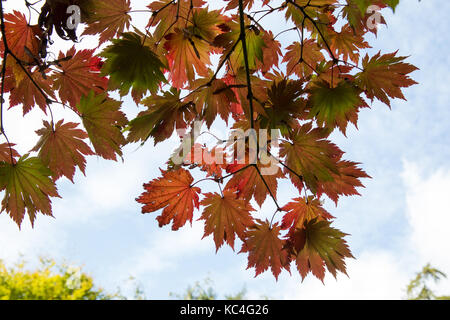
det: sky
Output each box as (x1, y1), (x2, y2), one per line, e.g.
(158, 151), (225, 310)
(0, 0), (449, 300)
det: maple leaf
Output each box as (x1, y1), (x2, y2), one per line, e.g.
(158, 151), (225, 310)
(279, 122), (343, 193)
(258, 79), (307, 135)
(285, 1), (337, 34)
(286, 219), (354, 281)
(329, 24), (371, 63)
(127, 88), (195, 145)
(240, 220), (290, 280)
(317, 158), (371, 204)
(182, 144), (227, 178)
(224, 0), (255, 11)
(281, 196), (334, 236)
(214, 18), (265, 71)
(136, 168), (201, 231)
(309, 80), (362, 134)
(199, 147), (227, 178)
(32, 120), (94, 182)
(225, 159), (283, 207)
(147, 0), (206, 40)
(164, 27), (211, 88)
(191, 76), (237, 128)
(5, 67), (55, 115)
(0, 155), (60, 227)
(256, 31), (281, 74)
(100, 32), (166, 100)
(283, 40), (325, 78)
(343, 0), (387, 35)
(191, 8), (225, 44)
(82, 0), (132, 44)
(0, 143), (19, 164)
(1, 11), (42, 62)
(75, 91), (127, 160)
(356, 51), (418, 107)
(199, 189), (254, 251)
(310, 61), (355, 88)
(52, 47), (108, 108)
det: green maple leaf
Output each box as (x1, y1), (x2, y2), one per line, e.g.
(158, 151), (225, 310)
(100, 32), (166, 99)
(76, 91), (128, 161)
(127, 88), (195, 145)
(310, 80), (361, 135)
(0, 155), (60, 227)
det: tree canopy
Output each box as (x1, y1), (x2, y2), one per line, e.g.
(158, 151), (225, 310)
(0, 0), (418, 283)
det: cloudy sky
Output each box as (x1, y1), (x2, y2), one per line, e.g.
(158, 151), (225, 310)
(1, 0), (449, 299)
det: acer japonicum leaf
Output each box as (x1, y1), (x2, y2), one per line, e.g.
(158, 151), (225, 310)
(281, 196), (334, 237)
(225, 159), (282, 208)
(214, 18), (265, 72)
(224, 0), (256, 11)
(258, 79), (307, 135)
(356, 51), (418, 107)
(182, 144), (226, 179)
(0, 143), (19, 164)
(5, 67), (55, 115)
(283, 40), (325, 78)
(200, 189), (255, 251)
(75, 91), (127, 160)
(32, 120), (94, 182)
(317, 158), (371, 204)
(240, 220), (290, 280)
(52, 47), (108, 108)
(190, 8), (225, 45)
(1, 11), (42, 62)
(353, 0), (398, 15)
(309, 80), (364, 135)
(147, 0), (206, 40)
(0, 155), (60, 227)
(164, 28), (212, 88)
(286, 219), (354, 281)
(329, 24), (371, 64)
(279, 122), (343, 193)
(137, 168), (201, 231)
(191, 76), (238, 128)
(159, 6), (225, 88)
(285, 1), (337, 34)
(127, 88), (195, 145)
(82, 0), (132, 45)
(100, 32), (166, 100)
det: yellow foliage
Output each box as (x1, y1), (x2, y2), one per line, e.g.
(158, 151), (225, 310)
(0, 258), (116, 300)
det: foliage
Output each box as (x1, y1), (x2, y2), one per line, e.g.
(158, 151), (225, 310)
(407, 264), (450, 300)
(0, 0), (418, 283)
(170, 278), (249, 300)
(0, 258), (116, 300)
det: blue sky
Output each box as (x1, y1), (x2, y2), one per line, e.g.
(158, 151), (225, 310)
(1, 0), (450, 299)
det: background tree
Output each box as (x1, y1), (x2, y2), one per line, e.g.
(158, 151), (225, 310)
(0, 258), (118, 300)
(0, 0), (418, 283)
(170, 278), (249, 300)
(406, 264), (450, 301)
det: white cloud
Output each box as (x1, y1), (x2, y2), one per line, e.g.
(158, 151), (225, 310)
(401, 161), (450, 295)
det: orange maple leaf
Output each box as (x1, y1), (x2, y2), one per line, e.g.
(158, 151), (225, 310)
(199, 189), (254, 251)
(32, 120), (94, 182)
(82, 0), (132, 45)
(281, 196), (334, 236)
(137, 168), (201, 231)
(52, 47), (108, 108)
(240, 220), (291, 280)
(0, 143), (19, 164)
